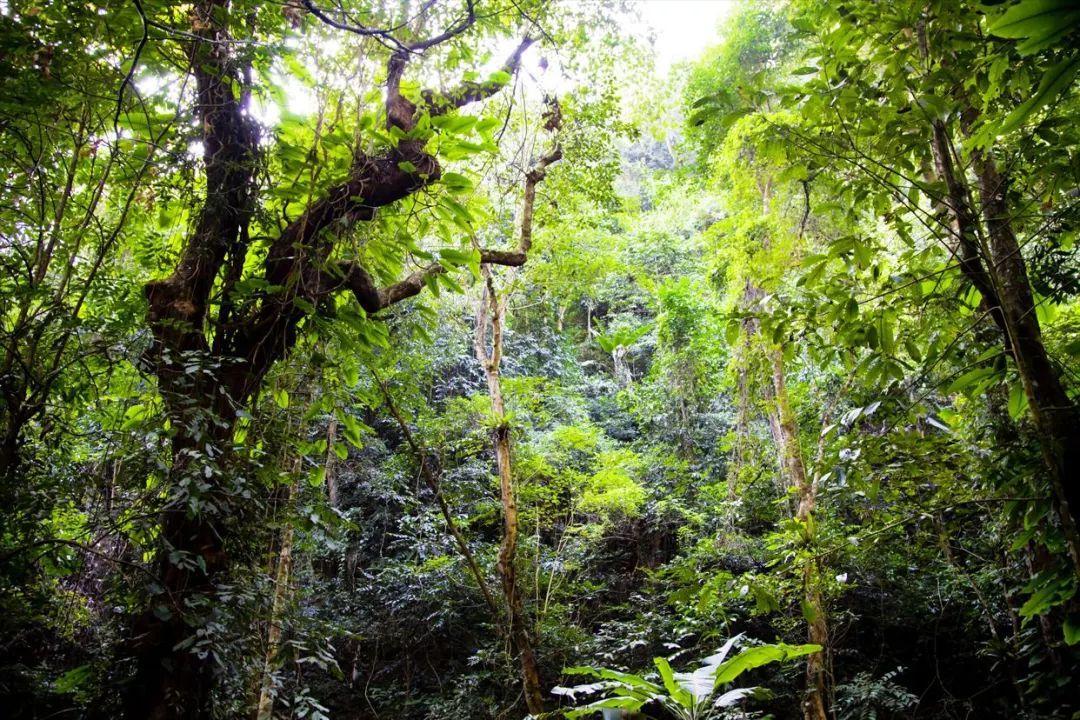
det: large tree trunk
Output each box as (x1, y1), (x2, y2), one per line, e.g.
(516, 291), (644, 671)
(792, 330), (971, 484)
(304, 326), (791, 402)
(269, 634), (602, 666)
(918, 18), (1080, 574)
(971, 154), (1080, 572)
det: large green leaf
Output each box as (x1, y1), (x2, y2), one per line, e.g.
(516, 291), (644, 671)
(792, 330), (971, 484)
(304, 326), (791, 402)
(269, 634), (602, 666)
(987, 0), (1080, 54)
(562, 666), (662, 693)
(654, 657), (693, 708)
(564, 696), (645, 719)
(999, 53), (1080, 132)
(712, 644), (822, 687)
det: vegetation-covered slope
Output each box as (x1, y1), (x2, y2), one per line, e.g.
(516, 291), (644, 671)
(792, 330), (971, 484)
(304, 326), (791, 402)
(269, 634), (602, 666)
(1, 1), (1079, 719)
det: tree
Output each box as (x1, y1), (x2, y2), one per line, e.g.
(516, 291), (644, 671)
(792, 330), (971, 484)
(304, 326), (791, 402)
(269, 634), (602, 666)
(473, 140), (562, 715)
(123, 1), (555, 716)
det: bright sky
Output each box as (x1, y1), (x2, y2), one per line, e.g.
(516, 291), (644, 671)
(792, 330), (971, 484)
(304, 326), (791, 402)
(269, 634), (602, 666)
(638, 0), (738, 72)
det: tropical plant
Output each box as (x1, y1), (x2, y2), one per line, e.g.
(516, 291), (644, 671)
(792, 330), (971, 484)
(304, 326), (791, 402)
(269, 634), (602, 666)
(552, 635), (821, 719)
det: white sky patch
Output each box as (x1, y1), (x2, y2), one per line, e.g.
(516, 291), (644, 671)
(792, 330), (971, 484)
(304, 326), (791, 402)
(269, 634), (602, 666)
(638, 0), (738, 72)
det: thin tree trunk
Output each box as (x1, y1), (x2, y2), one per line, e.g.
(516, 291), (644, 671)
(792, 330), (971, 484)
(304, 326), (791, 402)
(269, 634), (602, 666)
(372, 369), (500, 616)
(740, 282), (829, 720)
(255, 467), (300, 720)
(469, 141), (561, 716)
(612, 345), (632, 388)
(929, 125), (1080, 572)
(475, 269), (545, 716)
(739, 178), (828, 720)
(768, 348), (829, 720)
(325, 419), (339, 508)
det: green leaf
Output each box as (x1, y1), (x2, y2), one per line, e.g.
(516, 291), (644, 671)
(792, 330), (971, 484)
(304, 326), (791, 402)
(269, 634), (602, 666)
(1065, 617), (1080, 646)
(712, 644), (821, 687)
(945, 366), (998, 395)
(441, 172), (474, 193)
(439, 247), (480, 265)
(987, 0), (1080, 54)
(565, 696), (645, 719)
(1007, 381), (1029, 420)
(432, 114), (478, 134)
(654, 657), (693, 708)
(273, 388), (289, 409)
(999, 53), (1080, 133)
(54, 665), (93, 694)
(338, 413), (372, 449)
(725, 320), (741, 346)
(562, 666), (661, 692)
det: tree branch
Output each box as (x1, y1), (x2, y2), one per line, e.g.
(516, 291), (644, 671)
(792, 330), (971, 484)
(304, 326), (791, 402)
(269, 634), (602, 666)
(422, 36), (535, 113)
(407, 0), (476, 51)
(300, 0), (409, 51)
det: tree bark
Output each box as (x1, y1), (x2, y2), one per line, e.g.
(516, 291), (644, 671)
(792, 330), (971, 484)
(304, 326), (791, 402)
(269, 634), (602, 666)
(927, 126), (1080, 573)
(475, 270), (545, 717)
(918, 16), (1080, 575)
(971, 154), (1080, 573)
(254, 467), (299, 720)
(739, 179), (829, 720)
(471, 142), (561, 717)
(612, 344), (632, 388)
(769, 348), (829, 720)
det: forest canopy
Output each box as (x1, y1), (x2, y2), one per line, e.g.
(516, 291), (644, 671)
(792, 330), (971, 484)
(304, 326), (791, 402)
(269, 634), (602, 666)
(1, 0), (1079, 718)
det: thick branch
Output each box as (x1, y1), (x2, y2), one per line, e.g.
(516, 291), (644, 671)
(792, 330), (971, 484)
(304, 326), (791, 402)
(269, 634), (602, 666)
(224, 43), (543, 400)
(144, 0), (257, 365)
(408, 0), (476, 51)
(338, 248), (528, 315)
(519, 145), (562, 254)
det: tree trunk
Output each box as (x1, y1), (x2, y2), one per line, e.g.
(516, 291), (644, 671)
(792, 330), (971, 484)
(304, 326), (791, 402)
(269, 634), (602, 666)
(324, 419), (340, 508)
(255, 470), (299, 720)
(475, 270), (545, 717)
(373, 369), (500, 616)
(737, 178), (828, 720)
(469, 142), (561, 716)
(769, 348), (829, 720)
(971, 154), (1080, 572)
(740, 283), (829, 720)
(612, 344), (632, 388)
(919, 18), (1080, 574)
(123, 4), (542, 713)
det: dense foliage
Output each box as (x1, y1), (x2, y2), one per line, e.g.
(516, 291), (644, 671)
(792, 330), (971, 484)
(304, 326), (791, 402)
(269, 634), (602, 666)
(1, 1), (1079, 719)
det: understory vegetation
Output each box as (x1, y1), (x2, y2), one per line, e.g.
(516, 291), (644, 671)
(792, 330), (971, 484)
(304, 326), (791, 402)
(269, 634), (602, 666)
(2, 0), (1079, 718)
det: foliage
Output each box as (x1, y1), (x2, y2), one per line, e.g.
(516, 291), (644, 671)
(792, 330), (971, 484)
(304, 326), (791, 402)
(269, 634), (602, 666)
(553, 636), (820, 719)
